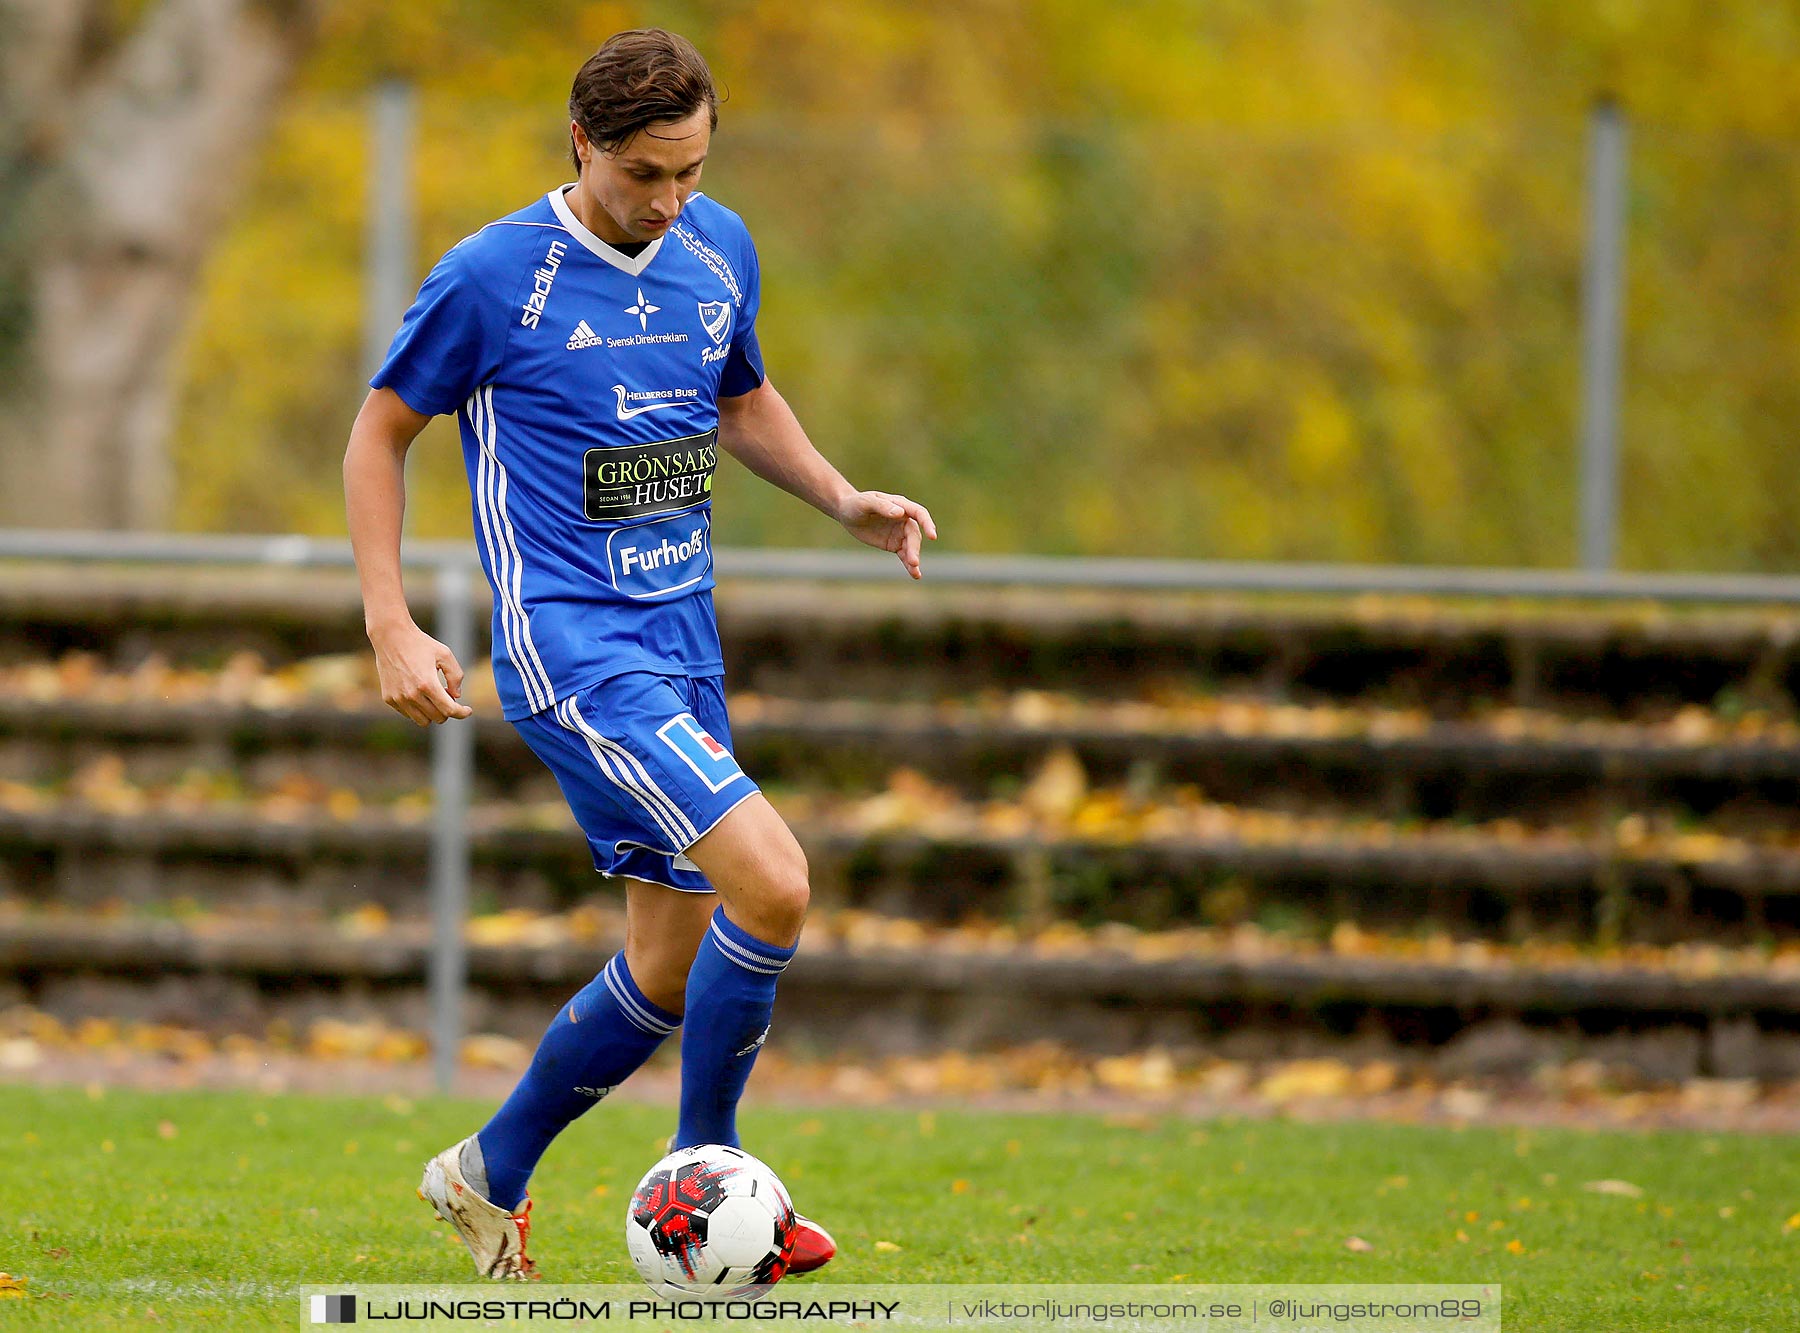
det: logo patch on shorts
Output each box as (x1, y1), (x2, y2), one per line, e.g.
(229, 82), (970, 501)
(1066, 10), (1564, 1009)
(656, 713), (745, 793)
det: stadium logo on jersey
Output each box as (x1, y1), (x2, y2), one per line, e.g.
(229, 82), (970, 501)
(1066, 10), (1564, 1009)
(698, 301), (732, 348)
(625, 287), (660, 330)
(519, 239), (567, 328)
(613, 384), (698, 421)
(604, 508), (715, 598)
(567, 319), (604, 350)
(657, 712), (745, 793)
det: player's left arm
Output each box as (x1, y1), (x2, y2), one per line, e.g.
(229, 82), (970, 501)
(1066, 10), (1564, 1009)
(717, 378), (938, 579)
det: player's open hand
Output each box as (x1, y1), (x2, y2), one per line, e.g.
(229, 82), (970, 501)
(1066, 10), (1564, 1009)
(369, 619), (473, 725)
(837, 490), (938, 579)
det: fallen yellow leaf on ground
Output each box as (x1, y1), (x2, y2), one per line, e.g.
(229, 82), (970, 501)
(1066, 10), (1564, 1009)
(1583, 1180), (1644, 1198)
(461, 1034), (531, 1071)
(1259, 1059), (1353, 1103)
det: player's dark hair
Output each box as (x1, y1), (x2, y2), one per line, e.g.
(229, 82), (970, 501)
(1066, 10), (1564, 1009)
(569, 29), (719, 170)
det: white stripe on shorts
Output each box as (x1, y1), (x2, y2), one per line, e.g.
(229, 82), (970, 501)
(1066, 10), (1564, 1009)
(558, 695), (700, 850)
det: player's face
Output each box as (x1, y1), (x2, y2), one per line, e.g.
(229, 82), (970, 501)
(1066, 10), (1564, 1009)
(572, 106), (711, 245)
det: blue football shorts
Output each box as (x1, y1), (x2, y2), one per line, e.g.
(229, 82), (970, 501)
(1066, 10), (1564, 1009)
(514, 671), (760, 893)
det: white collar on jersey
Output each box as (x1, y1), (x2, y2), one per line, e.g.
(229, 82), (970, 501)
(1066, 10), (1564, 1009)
(548, 185), (666, 276)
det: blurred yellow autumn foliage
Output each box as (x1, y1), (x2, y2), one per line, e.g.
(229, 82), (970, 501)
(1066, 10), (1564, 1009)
(170, 1), (1800, 569)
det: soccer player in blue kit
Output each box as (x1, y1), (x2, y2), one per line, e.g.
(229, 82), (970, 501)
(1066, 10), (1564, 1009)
(343, 29), (935, 1281)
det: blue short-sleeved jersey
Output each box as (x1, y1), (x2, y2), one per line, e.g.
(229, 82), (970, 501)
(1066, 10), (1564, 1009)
(372, 187), (766, 721)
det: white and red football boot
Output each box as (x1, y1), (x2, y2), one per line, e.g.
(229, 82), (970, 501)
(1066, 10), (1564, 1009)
(418, 1136), (540, 1281)
(788, 1214), (837, 1275)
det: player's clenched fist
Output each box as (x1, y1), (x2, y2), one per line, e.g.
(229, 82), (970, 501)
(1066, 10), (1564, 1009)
(369, 619), (473, 726)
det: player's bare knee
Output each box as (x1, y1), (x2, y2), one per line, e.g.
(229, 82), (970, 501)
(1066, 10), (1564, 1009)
(775, 841), (812, 925)
(771, 873), (811, 933)
(745, 862), (809, 943)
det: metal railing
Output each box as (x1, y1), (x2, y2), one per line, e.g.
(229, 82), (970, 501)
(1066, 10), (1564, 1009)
(10, 529), (1800, 601)
(7, 528), (1800, 1092)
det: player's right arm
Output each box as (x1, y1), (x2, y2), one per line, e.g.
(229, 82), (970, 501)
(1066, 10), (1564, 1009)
(343, 386), (472, 726)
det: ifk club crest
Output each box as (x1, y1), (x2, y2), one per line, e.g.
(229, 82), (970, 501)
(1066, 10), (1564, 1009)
(697, 300), (732, 348)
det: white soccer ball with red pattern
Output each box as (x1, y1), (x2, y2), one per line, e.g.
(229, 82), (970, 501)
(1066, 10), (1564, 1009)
(624, 1144), (798, 1297)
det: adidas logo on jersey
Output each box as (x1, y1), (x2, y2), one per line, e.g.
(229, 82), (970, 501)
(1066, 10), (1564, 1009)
(566, 320), (605, 350)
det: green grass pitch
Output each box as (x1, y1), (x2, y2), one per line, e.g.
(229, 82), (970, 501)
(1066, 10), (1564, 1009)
(1, 1083), (1794, 1330)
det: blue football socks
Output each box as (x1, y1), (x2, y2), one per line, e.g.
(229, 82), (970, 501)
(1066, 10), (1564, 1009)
(473, 952), (679, 1211)
(673, 908), (796, 1150)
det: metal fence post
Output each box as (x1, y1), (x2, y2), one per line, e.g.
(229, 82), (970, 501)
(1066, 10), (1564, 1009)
(1579, 97), (1628, 572)
(364, 80), (417, 380)
(429, 559), (475, 1095)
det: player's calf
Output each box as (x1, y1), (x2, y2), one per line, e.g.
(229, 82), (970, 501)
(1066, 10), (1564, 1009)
(622, 877), (714, 1013)
(672, 797), (812, 1151)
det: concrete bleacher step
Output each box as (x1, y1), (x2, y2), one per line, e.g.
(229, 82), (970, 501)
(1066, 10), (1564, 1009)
(3, 802), (1798, 941)
(3, 693), (1799, 822)
(5, 913), (1797, 1081)
(4, 562), (1799, 710)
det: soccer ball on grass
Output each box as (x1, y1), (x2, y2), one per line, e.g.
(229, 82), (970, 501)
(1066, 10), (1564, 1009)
(625, 1144), (798, 1296)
